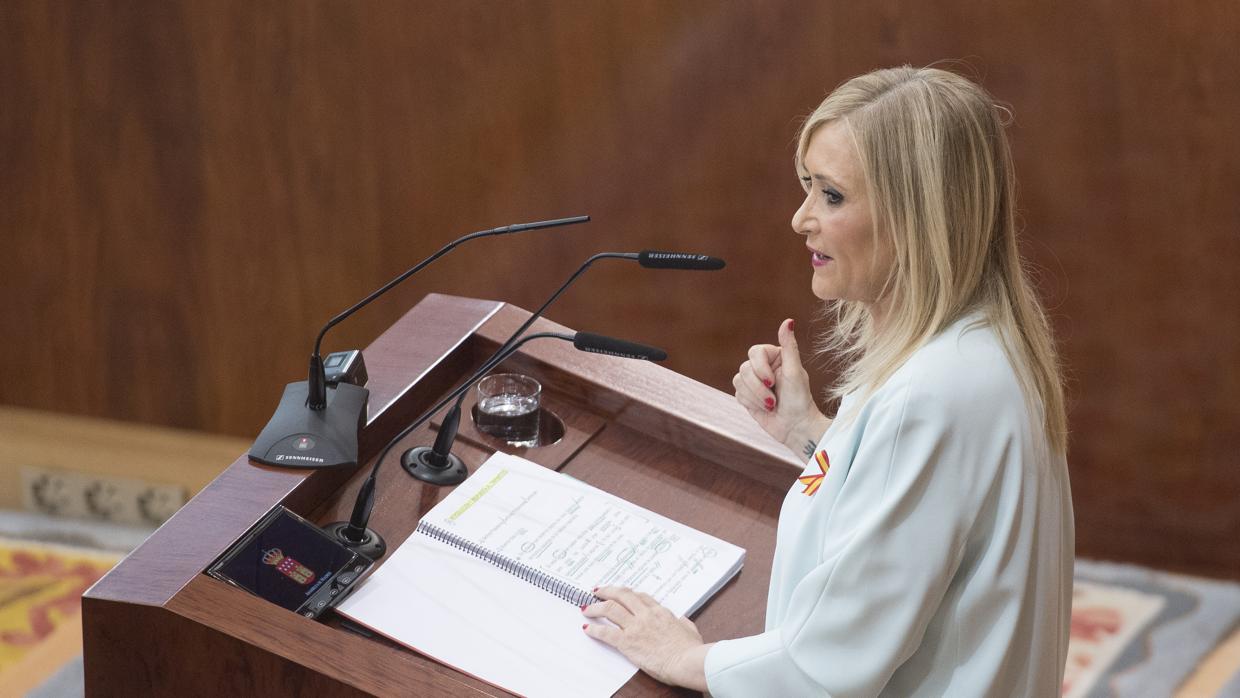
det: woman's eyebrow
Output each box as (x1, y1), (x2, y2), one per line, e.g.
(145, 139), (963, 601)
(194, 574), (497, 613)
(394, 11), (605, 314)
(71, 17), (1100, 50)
(809, 172), (847, 191)
(797, 162), (847, 190)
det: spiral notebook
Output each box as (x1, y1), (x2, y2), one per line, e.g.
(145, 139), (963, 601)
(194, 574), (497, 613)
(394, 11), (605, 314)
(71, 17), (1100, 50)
(336, 451), (745, 698)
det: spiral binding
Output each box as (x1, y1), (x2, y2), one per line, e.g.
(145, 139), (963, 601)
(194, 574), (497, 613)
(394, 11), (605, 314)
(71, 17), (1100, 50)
(417, 521), (598, 607)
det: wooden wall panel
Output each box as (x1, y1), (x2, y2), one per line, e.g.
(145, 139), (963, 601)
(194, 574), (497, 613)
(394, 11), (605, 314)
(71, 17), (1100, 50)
(2, 2), (1238, 575)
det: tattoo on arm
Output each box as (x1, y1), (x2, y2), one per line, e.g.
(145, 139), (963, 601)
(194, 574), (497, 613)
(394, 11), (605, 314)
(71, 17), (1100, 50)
(802, 440), (817, 459)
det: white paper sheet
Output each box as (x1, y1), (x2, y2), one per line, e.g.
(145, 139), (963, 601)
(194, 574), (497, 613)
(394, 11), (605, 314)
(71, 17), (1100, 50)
(337, 452), (745, 698)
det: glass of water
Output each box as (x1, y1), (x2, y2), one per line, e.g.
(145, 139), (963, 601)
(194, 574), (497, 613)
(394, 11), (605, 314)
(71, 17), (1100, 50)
(474, 373), (541, 447)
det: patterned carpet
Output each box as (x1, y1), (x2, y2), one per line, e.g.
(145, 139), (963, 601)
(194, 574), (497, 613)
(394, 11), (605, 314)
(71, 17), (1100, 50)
(1069, 560), (1240, 697)
(0, 536), (119, 697)
(2, 530), (1239, 696)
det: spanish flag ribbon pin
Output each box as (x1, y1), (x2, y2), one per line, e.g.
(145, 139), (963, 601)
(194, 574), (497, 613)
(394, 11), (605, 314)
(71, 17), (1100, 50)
(798, 449), (830, 496)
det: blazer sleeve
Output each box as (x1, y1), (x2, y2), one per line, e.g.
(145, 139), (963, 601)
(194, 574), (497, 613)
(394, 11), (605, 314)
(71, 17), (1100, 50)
(705, 383), (980, 697)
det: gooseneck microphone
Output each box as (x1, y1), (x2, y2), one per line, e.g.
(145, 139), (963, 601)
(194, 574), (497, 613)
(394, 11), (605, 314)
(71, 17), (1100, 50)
(462, 248), (723, 399)
(572, 331), (671, 359)
(634, 250), (726, 270)
(247, 215), (589, 469)
(323, 331), (666, 558)
(324, 248), (723, 558)
(408, 331), (669, 484)
(399, 248), (723, 485)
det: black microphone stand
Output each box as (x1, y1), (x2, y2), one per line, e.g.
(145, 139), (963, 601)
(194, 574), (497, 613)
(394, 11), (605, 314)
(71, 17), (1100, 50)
(400, 250), (725, 483)
(404, 331), (668, 485)
(324, 331), (664, 558)
(247, 215), (589, 469)
(324, 248), (724, 558)
(399, 251), (633, 486)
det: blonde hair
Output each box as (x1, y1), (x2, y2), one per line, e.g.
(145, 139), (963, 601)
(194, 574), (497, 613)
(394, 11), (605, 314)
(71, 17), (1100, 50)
(798, 66), (1067, 454)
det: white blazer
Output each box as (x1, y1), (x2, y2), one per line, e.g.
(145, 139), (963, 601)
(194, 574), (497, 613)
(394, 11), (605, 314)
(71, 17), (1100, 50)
(705, 314), (1074, 696)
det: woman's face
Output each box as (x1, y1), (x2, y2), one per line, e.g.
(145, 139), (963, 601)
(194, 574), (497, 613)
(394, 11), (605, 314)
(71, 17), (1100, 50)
(793, 121), (891, 310)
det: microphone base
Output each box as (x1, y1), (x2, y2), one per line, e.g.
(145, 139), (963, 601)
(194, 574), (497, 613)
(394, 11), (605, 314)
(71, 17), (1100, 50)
(401, 447), (468, 486)
(323, 521), (387, 560)
(248, 381), (369, 469)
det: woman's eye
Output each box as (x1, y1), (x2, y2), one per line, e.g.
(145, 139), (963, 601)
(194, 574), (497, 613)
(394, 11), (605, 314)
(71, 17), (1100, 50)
(823, 189), (843, 205)
(799, 176), (812, 193)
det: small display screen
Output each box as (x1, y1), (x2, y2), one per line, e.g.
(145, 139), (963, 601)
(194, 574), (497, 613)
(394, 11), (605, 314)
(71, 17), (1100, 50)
(209, 508), (362, 613)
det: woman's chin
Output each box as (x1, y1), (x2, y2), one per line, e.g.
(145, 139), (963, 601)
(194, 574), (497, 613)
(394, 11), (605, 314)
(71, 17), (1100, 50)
(810, 278), (840, 301)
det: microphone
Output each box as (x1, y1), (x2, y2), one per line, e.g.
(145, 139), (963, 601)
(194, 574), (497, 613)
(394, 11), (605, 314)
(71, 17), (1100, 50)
(409, 332), (666, 482)
(635, 250), (726, 270)
(325, 247), (723, 558)
(247, 215), (590, 469)
(400, 248), (716, 486)
(323, 330), (666, 558)
(572, 332), (670, 360)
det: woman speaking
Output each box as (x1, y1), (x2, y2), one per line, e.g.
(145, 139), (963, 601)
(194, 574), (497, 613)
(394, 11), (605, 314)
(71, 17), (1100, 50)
(583, 66), (1074, 696)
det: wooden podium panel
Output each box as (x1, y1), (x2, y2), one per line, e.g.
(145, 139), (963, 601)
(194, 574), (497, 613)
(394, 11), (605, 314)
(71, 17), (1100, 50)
(82, 293), (802, 696)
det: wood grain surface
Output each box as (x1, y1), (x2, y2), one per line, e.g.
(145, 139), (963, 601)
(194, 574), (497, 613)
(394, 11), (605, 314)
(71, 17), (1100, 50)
(5, 3), (1237, 575)
(84, 597), (381, 697)
(83, 294), (794, 695)
(84, 294), (500, 608)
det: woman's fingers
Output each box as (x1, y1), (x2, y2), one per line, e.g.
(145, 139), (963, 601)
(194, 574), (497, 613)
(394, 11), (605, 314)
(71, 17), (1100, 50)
(581, 587), (706, 687)
(582, 598), (635, 628)
(746, 344), (782, 387)
(584, 585), (644, 629)
(594, 586), (648, 613)
(776, 319), (804, 377)
(734, 364), (776, 411)
(733, 320), (823, 459)
(581, 622), (621, 645)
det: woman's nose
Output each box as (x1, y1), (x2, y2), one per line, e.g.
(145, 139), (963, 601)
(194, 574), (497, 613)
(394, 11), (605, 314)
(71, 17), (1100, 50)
(791, 196), (813, 237)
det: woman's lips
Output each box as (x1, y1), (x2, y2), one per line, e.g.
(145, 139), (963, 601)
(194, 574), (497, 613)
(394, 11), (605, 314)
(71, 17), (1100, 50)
(810, 250), (832, 267)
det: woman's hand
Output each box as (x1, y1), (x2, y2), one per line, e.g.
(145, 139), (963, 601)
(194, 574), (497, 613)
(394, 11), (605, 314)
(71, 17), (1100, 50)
(582, 587), (710, 692)
(733, 319), (830, 458)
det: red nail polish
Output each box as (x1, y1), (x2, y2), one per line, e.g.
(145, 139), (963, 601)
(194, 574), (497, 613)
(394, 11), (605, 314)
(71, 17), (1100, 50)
(580, 604), (587, 611)
(789, 319), (796, 331)
(582, 624), (589, 631)
(765, 397), (775, 409)
(762, 378), (773, 388)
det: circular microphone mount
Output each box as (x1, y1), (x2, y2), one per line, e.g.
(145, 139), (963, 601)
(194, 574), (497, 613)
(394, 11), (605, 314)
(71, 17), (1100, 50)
(323, 521), (388, 560)
(401, 446), (468, 486)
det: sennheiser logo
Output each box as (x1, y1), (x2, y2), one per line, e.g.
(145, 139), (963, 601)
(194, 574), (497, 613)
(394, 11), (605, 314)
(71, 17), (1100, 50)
(276, 454), (326, 464)
(647, 252), (705, 261)
(586, 348), (641, 360)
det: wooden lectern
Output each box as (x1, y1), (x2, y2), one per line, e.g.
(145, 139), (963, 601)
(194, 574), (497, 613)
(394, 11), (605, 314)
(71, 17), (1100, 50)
(81, 294), (802, 696)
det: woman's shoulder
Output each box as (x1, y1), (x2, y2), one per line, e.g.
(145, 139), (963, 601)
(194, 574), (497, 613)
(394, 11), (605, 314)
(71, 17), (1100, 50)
(871, 313), (1028, 427)
(834, 314), (1049, 491)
